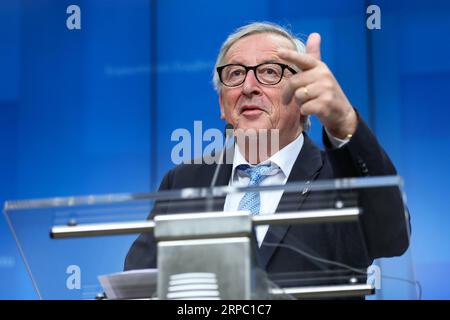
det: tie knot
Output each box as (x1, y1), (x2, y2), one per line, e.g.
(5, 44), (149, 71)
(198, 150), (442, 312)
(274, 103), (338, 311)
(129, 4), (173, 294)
(236, 163), (278, 186)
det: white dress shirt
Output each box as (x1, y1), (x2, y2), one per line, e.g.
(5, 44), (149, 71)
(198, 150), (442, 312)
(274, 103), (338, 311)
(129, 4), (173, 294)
(223, 131), (349, 247)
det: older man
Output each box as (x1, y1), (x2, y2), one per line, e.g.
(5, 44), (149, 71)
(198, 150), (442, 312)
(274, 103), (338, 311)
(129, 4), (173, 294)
(125, 22), (409, 281)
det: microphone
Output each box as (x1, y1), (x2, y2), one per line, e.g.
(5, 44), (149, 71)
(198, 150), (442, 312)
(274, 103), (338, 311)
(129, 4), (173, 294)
(210, 123), (234, 187)
(206, 123), (234, 212)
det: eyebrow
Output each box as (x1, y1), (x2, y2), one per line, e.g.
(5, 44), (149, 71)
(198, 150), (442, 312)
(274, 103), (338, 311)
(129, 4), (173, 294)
(226, 59), (282, 65)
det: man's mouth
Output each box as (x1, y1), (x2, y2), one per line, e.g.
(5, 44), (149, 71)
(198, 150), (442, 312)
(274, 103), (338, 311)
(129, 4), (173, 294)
(240, 105), (264, 116)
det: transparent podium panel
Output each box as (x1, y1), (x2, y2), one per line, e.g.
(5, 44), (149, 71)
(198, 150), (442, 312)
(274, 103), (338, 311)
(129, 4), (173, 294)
(3, 176), (418, 299)
(3, 195), (154, 299)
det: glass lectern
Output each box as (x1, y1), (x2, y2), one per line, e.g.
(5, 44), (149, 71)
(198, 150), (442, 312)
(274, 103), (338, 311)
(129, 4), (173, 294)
(3, 176), (419, 299)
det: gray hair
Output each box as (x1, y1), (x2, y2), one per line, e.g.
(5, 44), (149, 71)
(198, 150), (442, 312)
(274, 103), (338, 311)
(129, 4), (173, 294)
(213, 21), (311, 131)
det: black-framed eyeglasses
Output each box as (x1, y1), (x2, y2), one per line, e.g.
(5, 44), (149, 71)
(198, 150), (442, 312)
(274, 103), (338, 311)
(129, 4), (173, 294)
(216, 62), (297, 87)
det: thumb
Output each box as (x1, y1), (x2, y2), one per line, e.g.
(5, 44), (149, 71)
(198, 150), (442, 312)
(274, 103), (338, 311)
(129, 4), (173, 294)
(306, 32), (321, 60)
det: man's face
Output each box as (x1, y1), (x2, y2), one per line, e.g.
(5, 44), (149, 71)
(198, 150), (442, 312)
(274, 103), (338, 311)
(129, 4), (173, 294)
(219, 33), (301, 141)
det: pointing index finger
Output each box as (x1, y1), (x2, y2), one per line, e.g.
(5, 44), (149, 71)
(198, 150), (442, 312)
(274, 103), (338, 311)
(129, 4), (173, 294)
(277, 48), (317, 71)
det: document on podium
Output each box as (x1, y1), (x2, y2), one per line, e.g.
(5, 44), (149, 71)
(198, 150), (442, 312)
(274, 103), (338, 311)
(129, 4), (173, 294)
(98, 269), (158, 299)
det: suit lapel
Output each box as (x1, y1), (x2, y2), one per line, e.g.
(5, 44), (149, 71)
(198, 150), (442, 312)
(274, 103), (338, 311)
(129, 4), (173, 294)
(258, 133), (324, 269)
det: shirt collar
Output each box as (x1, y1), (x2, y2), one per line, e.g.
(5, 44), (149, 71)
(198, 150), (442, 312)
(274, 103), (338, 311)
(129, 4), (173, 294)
(230, 132), (304, 183)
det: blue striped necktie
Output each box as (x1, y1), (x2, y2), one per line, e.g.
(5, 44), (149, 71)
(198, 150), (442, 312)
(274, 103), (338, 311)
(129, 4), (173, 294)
(237, 163), (279, 215)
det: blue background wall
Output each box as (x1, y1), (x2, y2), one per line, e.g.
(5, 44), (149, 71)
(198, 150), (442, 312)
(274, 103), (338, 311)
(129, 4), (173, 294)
(0, 0), (449, 299)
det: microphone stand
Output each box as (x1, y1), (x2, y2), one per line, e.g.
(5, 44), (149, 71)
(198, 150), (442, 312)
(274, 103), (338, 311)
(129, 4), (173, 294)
(206, 123), (234, 211)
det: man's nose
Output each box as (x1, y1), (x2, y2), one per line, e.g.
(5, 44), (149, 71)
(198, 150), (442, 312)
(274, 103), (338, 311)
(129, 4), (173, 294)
(242, 70), (262, 96)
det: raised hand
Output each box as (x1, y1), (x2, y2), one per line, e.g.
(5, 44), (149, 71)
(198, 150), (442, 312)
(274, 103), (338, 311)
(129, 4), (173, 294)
(278, 33), (357, 139)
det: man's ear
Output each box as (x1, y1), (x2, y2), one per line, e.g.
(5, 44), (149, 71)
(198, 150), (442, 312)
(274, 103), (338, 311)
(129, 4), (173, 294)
(219, 94), (226, 120)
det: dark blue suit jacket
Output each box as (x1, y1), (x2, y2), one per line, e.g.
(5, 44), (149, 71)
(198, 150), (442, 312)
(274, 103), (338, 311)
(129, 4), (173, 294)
(124, 119), (410, 285)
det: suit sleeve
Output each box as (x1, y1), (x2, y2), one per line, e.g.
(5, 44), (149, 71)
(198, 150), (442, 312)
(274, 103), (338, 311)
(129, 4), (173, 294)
(322, 115), (411, 260)
(123, 170), (172, 271)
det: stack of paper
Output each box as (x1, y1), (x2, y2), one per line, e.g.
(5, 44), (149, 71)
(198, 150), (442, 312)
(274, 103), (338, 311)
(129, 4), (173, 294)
(98, 269), (158, 299)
